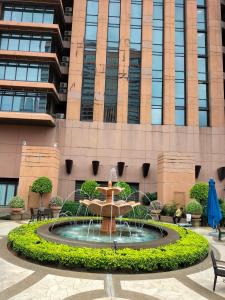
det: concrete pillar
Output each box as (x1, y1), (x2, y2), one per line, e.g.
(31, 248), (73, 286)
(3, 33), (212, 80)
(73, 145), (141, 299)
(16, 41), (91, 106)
(157, 152), (195, 205)
(66, 0), (86, 120)
(140, 0), (153, 124)
(186, 0), (199, 126)
(163, 0), (175, 125)
(207, 0), (224, 127)
(17, 146), (60, 209)
(117, 0), (131, 123)
(93, 0), (109, 122)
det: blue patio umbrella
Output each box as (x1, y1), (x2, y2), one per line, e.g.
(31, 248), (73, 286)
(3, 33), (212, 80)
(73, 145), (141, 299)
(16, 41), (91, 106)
(207, 178), (222, 229)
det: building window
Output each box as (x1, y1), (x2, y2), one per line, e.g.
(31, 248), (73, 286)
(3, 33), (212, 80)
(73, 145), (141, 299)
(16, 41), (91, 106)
(128, 0), (142, 124)
(152, 0), (164, 125)
(0, 90), (47, 113)
(0, 33), (52, 53)
(0, 62), (49, 82)
(197, 0), (209, 127)
(175, 0), (186, 125)
(80, 0), (99, 121)
(104, 0), (121, 123)
(0, 179), (18, 206)
(3, 5), (54, 24)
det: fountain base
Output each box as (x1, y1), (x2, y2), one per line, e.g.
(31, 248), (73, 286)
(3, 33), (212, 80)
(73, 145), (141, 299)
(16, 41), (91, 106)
(101, 217), (116, 233)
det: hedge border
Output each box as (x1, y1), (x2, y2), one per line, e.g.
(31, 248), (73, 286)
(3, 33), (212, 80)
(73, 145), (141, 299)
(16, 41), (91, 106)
(8, 218), (209, 272)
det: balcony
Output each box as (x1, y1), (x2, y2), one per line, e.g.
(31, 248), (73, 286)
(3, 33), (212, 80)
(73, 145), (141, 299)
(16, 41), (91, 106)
(0, 50), (68, 75)
(0, 111), (55, 126)
(0, 21), (64, 49)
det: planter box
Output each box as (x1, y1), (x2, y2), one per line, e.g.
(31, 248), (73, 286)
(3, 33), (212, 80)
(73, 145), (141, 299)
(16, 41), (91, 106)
(51, 206), (62, 218)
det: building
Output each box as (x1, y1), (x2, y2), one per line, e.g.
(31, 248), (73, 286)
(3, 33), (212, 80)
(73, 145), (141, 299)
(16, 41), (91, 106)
(0, 0), (224, 212)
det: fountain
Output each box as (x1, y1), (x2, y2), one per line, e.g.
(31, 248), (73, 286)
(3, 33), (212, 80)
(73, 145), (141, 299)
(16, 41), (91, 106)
(79, 181), (140, 234)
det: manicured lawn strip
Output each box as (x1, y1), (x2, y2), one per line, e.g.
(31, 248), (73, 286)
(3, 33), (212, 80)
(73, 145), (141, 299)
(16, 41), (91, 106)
(8, 218), (209, 272)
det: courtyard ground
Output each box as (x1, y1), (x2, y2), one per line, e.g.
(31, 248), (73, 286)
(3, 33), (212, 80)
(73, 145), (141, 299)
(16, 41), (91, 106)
(0, 220), (224, 300)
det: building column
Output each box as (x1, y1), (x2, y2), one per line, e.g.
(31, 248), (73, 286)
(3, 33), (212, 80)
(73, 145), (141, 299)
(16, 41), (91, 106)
(207, 0), (224, 127)
(186, 0), (199, 126)
(117, 0), (131, 123)
(17, 146), (60, 209)
(157, 152), (195, 205)
(140, 0), (152, 124)
(66, 1), (87, 121)
(93, 0), (109, 122)
(163, 0), (175, 125)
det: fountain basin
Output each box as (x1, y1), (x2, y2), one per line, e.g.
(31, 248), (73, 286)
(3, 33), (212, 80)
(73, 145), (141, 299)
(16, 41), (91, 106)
(37, 219), (180, 249)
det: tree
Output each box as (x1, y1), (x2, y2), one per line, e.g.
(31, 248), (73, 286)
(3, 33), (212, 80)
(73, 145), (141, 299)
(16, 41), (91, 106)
(31, 177), (52, 208)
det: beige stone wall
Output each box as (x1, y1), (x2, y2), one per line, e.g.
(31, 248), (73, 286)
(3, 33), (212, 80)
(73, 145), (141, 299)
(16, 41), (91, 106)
(17, 146), (60, 209)
(157, 152), (195, 205)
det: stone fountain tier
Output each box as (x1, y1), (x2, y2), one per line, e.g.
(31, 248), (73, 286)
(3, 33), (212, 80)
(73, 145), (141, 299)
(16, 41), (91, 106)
(80, 199), (140, 233)
(80, 199), (140, 217)
(80, 181), (140, 233)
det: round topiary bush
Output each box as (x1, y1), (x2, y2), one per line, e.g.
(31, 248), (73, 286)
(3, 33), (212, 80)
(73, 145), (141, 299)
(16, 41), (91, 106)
(8, 218), (209, 272)
(190, 182), (209, 206)
(220, 201), (225, 226)
(31, 177), (53, 196)
(9, 196), (25, 208)
(114, 181), (132, 200)
(186, 199), (203, 215)
(80, 180), (100, 199)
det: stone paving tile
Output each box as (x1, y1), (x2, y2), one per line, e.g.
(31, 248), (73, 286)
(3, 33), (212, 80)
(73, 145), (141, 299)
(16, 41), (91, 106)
(9, 274), (104, 300)
(0, 221), (20, 236)
(0, 257), (33, 292)
(121, 278), (208, 300)
(188, 267), (225, 298)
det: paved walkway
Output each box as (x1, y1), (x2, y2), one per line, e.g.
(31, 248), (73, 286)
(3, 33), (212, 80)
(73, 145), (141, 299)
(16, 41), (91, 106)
(0, 220), (224, 300)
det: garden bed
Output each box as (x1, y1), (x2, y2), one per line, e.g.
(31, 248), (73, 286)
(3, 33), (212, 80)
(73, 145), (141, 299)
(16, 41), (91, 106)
(8, 218), (209, 273)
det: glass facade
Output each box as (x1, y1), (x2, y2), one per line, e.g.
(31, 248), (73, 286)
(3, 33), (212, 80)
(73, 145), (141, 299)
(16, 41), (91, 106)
(104, 0), (121, 123)
(128, 0), (142, 124)
(0, 62), (49, 82)
(152, 0), (164, 125)
(175, 0), (185, 125)
(0, 180), (17, 206)
(0, 90), (47, 113)
(0, 33), (52, 53)
(197, 0), (209, 127)
(3, 5), (54, 24)
(80, 0), (99, 121)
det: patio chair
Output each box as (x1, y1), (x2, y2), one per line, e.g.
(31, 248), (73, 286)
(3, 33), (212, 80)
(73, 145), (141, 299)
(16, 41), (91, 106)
(210, 250), (225, 291)
(218, 227), (225, 241)
(178, 214), (192, 228)
(30, 208), (39, 222)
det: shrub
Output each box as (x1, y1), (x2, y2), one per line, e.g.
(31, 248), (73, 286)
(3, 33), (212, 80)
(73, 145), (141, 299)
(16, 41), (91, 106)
(31, 177), (52, 196)
(80, 180), (100, 199)
(8, 218), (209, 272)
(114, 181), (132, 200)
(161, 203), (177, 216)
(49, 196), (63, 207)
(124, 205), (149, 219)
(220, 201), (225, 226)
(61, 201), (93, 216)
(141, 192), (157, 206)
(9, 196), (24, 208)
(190, 182), (208, 206)
(186, 199), (203, 215)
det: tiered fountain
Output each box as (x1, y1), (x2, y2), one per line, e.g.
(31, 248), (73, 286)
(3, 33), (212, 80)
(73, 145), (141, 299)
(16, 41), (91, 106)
(80, 181), (140, 234)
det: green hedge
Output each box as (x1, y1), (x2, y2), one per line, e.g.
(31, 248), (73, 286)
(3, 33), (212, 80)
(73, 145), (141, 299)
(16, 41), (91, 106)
(8, 218), (209, 272)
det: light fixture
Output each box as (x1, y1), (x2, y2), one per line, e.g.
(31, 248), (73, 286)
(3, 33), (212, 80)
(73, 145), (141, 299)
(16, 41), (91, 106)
(92, 160), (100, 176)
(65, 159), (73, 175)
(142, 163), (150, 178)
(117, 162), (125, 177)
(195, 165), (201, 179)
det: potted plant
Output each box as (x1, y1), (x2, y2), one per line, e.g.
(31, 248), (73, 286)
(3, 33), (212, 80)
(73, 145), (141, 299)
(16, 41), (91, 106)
(31, 177), (52, 210)
(9, 196), (25, 214)
(186, 199), (203, 227)
(49, 196), (63, 218)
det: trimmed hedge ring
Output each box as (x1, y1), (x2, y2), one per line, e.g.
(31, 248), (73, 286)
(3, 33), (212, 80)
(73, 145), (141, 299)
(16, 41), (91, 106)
(8, 218), (209, 272)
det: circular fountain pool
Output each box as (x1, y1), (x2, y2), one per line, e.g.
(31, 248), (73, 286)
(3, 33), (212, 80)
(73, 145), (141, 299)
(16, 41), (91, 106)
(37, 220), (179, 249)
(52, 223), (162, 244)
